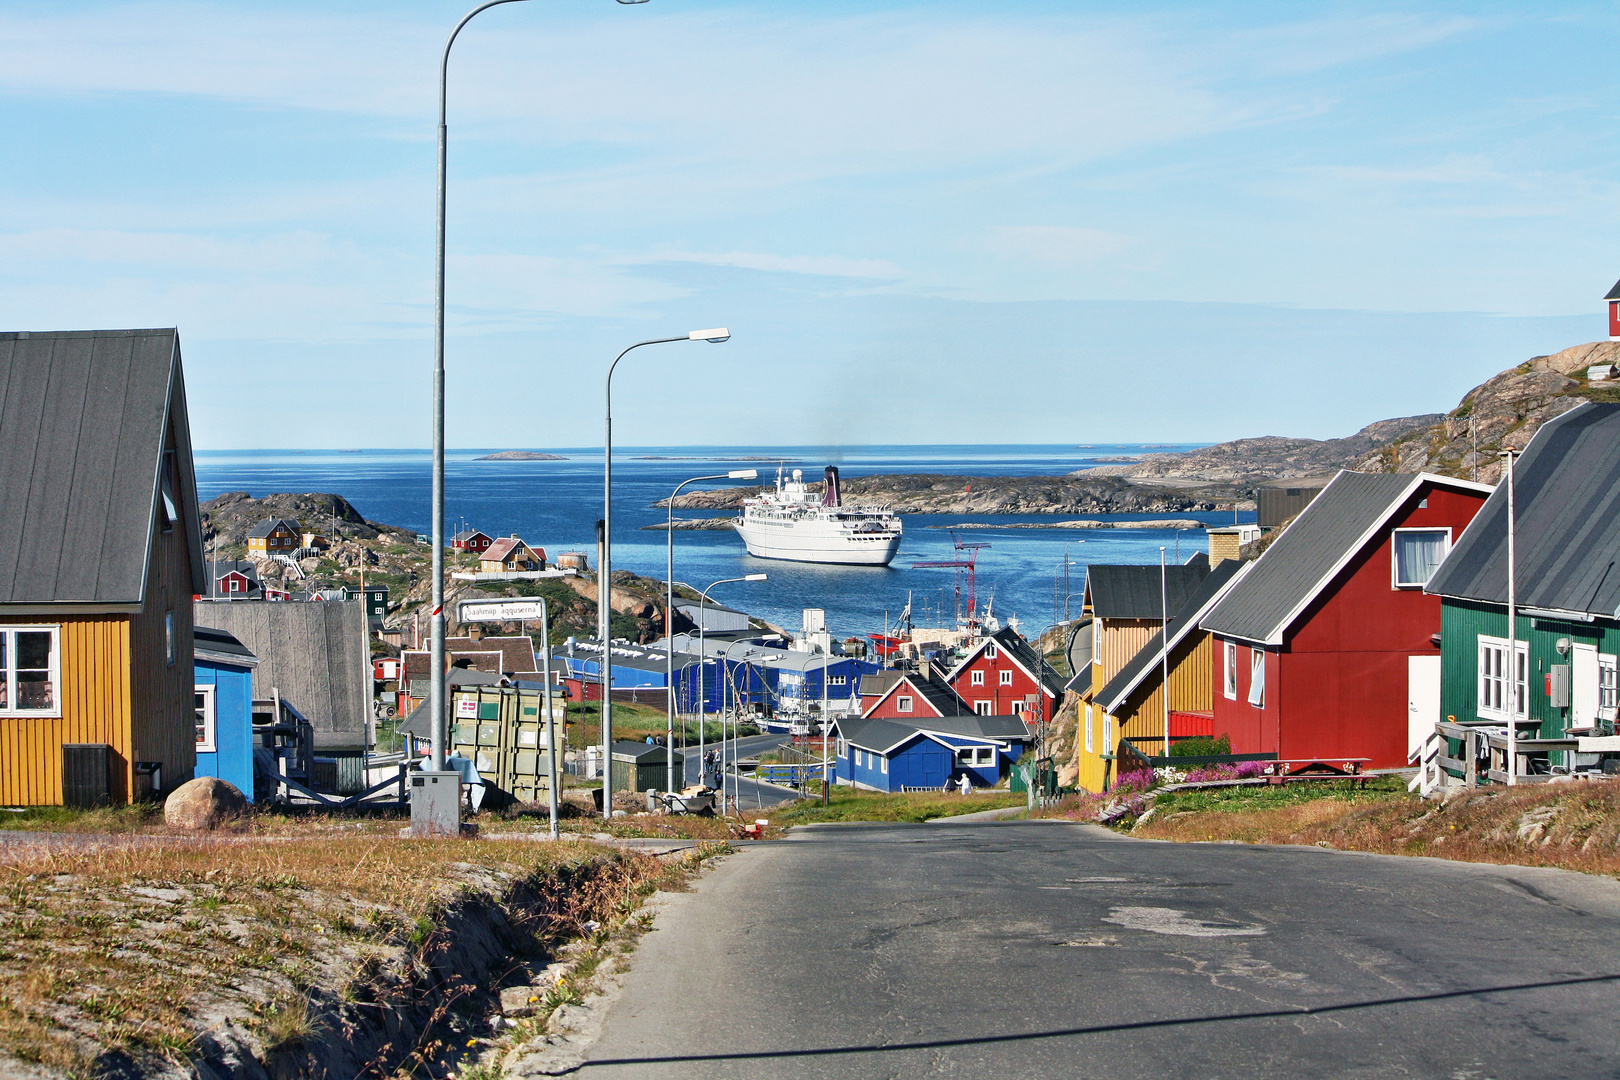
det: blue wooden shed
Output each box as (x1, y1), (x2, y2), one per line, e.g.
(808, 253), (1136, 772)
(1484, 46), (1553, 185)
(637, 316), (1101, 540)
(830, 714), (1031, 793)
(193, 625), (259, 801)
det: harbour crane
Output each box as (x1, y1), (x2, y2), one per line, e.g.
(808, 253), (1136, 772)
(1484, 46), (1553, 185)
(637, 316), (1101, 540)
(911, 532), (990, 631)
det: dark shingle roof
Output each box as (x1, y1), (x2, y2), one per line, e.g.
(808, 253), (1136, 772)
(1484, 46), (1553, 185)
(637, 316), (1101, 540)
(194, 625), (259, 667)
(834, 712), (1032, 754)
(0, 329), (204, 604)
(1096, 557), (1250, 712)
(1086, 559), (1210, 621)
(876, 671), (972, 717)
(1202, 471), (1485, 645)
(988, 626), (1067, 696)
(1427, 403), (1620, 617)
(1607, 279), (1620, 302)
(247, 518), (298, 539)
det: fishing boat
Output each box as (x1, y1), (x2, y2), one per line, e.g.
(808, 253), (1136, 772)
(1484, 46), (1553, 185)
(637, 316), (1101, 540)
(734, 466), (902, 566)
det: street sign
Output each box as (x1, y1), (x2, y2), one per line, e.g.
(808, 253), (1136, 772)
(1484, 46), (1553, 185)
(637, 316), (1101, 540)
(459, 599), (547, 623)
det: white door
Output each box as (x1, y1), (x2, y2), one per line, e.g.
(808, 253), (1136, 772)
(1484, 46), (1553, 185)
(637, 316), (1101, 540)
(1407, 656), (1441, 763)
(1572, 643), (1599, 729)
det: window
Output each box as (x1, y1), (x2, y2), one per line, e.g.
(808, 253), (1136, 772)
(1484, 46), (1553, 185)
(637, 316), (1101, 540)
(1248, 650), (1266, 708)
(999, 670), (1014, 686)
(229, 577), (242, 593)
(194, 686), (216, 753)
(829, 675), (846, 686)
(1601, 655), (1618, 719)
(855, 749), (864, 767)
(976, 746), (994, 765)
(896, 695), (913, 713)
(1478, 636), (1528, 721)
(165, 610), (176, 667)
(1011, 700), (1027, 716)
(985, 642), (997, 660)
(975, 700), (993, 716)
(1084, 704), (1094, 753)
(837, 737), (847, 757)
(1393, 528), (1451, 588)
(0, 627), (60, 715)
(971, 670), (984, 686)
(1103, 714), (1114, 752)
(956, 747), (975, 766)
(1223, 641), (1238, 699)
(880, 756), (888, 774)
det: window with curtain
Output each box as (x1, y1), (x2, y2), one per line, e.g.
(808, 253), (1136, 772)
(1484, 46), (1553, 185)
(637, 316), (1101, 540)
(1223, 641), (1237, 699)
(1393, 529), (1450, 587)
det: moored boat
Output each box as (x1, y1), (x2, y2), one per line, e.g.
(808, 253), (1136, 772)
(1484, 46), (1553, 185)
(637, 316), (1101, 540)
(734, 466), (902, 566)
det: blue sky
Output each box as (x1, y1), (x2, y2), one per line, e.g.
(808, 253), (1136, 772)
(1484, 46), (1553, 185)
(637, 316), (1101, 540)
(1, 1), (1615, 448)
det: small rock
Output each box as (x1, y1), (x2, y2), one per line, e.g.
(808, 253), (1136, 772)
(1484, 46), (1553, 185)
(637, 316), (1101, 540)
(163, 777), (249, 831)
(500, 985), (541, 1017)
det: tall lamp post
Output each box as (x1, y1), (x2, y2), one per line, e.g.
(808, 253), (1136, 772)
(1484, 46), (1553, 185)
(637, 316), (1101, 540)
(694, 573), (766, 789)
(428, 0), (650, 774)
(600, 330), (730, 811)
(665, 471), (758, 791)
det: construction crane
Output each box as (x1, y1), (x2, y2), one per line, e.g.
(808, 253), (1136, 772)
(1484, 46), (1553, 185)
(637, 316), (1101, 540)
(911, 532), (990, 631)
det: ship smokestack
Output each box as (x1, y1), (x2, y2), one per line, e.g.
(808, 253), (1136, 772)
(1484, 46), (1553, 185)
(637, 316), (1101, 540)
(823, 465), (842, 508)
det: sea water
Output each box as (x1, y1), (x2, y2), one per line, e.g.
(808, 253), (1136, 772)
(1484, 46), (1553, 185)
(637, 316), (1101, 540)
(194, 445), (1254, 641)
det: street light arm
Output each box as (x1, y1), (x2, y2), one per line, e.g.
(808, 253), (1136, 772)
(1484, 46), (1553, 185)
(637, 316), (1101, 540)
(440, 0), (529, 123)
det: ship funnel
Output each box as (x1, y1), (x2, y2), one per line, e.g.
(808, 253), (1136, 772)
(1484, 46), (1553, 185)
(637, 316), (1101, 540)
(823, 465), (842, 507)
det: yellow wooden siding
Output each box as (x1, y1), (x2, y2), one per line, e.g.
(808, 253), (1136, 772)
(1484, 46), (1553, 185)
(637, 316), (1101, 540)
(0, 616), (132, 805)
(1097, 621), (1158, 688)
(1073, 633), (1215, 794)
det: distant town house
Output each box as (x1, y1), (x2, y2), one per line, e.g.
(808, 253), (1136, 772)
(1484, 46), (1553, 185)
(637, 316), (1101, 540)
(205, 559), (261, 599)
(860, 665), (976, 721)
(479, 536), (545, 573)
(246, 518), (301, 556)
(944, 625), (1066, 723)
(830, 713), (1031, 792)
(452, 529), (494, 553)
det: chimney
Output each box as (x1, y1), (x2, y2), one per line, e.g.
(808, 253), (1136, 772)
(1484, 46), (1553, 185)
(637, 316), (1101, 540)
(468, 623), (483, 641)
(822, 465), (842, 508)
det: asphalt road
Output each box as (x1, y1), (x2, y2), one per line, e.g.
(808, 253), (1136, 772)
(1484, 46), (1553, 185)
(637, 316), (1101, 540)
(679, 731), (800, 809)
(578, 820), (1620, 1078)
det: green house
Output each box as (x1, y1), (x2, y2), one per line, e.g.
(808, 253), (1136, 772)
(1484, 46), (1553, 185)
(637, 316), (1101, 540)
(1425, 402), (1620, 781)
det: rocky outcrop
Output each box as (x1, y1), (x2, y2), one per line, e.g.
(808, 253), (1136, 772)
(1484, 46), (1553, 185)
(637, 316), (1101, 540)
(474, 451), (568, 461)
(201, 491), (406, 547)
(665, 473), (1240, 514)
(639, 518), (738, 531)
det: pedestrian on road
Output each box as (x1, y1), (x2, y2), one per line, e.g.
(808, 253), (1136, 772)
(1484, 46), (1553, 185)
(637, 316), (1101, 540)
(959, 774), (973, 796)
(941, 774), (954, 794)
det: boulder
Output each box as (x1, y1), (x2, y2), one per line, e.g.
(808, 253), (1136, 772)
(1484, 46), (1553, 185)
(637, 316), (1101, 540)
(500, 985), (542, 1017)
(163, 777), (249, 830)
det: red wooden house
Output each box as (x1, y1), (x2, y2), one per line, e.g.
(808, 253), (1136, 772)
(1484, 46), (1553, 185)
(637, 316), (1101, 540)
(1607, 278), (1620, 341)
(944, 626), (1065, 723)
(452, 529), (494, 553)
(1200, 471), (1491, 770)
(861, 667), (974, 721)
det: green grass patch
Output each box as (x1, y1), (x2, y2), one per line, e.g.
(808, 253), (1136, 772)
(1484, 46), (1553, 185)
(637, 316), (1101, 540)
(1151, 775), (1408, 816)
(0, 803), (164, 831)
(770, 789), (1024, 825)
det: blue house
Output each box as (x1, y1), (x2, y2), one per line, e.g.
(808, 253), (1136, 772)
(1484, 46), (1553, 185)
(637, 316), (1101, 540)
(193, 626), (259, 800)
(830, 713), (1032, 792)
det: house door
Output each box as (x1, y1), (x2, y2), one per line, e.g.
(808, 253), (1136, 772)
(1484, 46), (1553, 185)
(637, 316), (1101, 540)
(1571, 643), (1599, 729)
(1407, 656), (1441, 763)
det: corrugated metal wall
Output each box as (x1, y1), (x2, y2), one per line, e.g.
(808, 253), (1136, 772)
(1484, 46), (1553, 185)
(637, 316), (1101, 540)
(0, 615), (131, 805)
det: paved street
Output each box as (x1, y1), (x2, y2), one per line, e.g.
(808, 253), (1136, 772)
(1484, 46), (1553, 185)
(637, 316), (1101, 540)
(679, 731), (801, 810)
(579, 820), (1620, 1078)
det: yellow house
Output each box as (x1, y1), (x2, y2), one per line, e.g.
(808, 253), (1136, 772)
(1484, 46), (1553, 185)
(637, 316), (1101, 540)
(479, 536), (543, 573)
(247, 518), (300, 556)
(1075, 559), (1253, 792)
(0, 329), (206, 805)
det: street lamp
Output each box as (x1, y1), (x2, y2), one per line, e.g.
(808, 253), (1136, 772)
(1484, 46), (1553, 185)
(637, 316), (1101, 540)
(694, 573), (766, 791)
(428, 0), (652, 774)
(664, 470), (757, 791)
(599, 330), (730, 811)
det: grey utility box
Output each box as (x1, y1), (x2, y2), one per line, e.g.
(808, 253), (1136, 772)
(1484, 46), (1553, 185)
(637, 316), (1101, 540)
(1548, 664), (1572, 709)
(410, 772), (462, 837)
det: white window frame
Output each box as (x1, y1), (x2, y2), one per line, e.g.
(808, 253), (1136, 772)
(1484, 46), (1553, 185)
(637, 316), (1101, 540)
(1392, 527), (1452, 589)
(970, 670), (984, 686)
(194, 685), (217, 753)
(896, 695), (913, 713)
(0, 626), (62, 717)
(1103, 713), (1114, 753)
(955, 747), (975, 766)
(975, 700), (993, 716)
(1248, 649), (1266, 708)
(999, 669), (1014, 686)
(880, 756), (888, 774)
(1084, 704), (1094, 753)
(1223, 641), (1238, 700)
(837, 737), (847, 757)
(1477, 635), (1529, 721)
(975, 746), (994, 765)
(985, 642), (997, 660)
(829, 674), (847, 686)
(1601, 654), (1618, 720)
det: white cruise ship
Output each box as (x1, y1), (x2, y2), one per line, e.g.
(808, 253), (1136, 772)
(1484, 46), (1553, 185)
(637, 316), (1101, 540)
(734, 466), (902, 566)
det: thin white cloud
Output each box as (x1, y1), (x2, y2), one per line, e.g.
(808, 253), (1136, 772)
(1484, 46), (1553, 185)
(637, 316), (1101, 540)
(622, 249), (904, 281)
(984, 227), (1132, 265)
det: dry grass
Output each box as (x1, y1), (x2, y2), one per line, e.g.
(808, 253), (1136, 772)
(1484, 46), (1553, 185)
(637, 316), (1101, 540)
(1135, 777), (1620, 878)
(767, 788), (1025, 825)
(0, 833), (676, 1077)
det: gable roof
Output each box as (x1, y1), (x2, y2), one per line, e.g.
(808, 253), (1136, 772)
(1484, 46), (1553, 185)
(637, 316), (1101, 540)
(859, 670), (903, 698)
(482, 537), (535, 563)
(1202, 470), (1492, 646)
(247, 517), (299, 539)
(1096, 557), (1253, 713)
(1427, 402), (1620, 618)
(833, 712), (1032, 755)
(453, 529), (491, 542)
(862, 669), (972, 718)
(194, 625), (259, 668)
(208, 559), (261, 584)
(0, 328), (205, 605)
(1085, 558), (1211, 621)
(945, 626), (1066, 697)
(444, 635), (537, 675)
(1607, 279), (1620, 302)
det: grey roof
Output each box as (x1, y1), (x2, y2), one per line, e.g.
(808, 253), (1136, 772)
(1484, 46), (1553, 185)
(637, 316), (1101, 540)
(0, 329), (205, 604)
(1086, 559), (1210, 621)
(1607, 279), (1620, 302)
(859, 671), (903, 697)
(194, 625), (259, 668)
(1203, 471), (1486, 645)
(834, 712), (1031, 754)
(871, 670), (972, 717)
(192, 598), (371, 748)
(982, 627), (1067, 696)
(247, 518), (298, 539)
(1428, 403), (1620, 617)
(208, 559), (260, 583)
(1097, 557), (1250, 712)
(612, 741), (683, 763)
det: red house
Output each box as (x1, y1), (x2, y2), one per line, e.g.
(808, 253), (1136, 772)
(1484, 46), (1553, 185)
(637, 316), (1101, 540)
(452, 529), (494, 553)
(944, 626), (1065, 722)
(861, 667), (975, 720)
(1200, 471), (1491, 770)
(1607, 278), (1620, 341)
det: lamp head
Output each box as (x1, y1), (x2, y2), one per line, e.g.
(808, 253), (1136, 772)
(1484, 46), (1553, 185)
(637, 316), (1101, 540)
(690, 328), (730, 343)
(728, 469), (759, 480)
(744, 573), (768, 582)
(615, 0), (651, 5)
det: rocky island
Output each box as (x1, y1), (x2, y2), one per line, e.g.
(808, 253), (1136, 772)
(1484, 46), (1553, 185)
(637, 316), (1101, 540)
(474, 450), (568, 461)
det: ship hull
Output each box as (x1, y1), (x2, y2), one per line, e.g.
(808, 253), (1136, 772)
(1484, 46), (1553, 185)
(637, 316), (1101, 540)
(734, 519), (901, 566)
